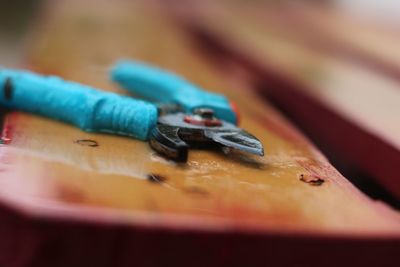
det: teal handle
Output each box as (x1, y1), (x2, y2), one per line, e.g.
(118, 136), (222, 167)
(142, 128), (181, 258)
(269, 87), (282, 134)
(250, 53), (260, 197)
(0, 69), (157, 140)
(110, 60), (237, 124)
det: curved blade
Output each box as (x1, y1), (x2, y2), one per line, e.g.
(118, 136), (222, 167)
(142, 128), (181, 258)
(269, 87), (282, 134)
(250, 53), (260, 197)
(150, 124), (188, 162)
(204, 129), (264, 156)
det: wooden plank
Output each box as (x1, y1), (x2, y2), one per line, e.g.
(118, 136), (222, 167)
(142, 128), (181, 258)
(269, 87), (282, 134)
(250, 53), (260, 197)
(173, 1), (400, 199)
(0, 0), (399, 266)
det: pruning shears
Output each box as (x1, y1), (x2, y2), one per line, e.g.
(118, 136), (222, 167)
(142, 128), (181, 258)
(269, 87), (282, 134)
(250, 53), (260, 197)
(0, 60), (264, 162)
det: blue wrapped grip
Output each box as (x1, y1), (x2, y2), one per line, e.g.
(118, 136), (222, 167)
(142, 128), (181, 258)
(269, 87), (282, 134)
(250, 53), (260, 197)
(111, 60), (237, 124)
(0, 69), (158, 140)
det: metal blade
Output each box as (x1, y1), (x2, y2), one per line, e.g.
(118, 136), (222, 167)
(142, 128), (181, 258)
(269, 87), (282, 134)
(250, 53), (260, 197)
(204, 129), (264, 156)
(150, 124), (188, 162)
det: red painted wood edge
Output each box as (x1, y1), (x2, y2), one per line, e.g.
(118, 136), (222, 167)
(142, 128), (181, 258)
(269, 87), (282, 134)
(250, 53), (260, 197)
(0, 202), (399, 267)
(181, 23), (400, 199)
(1, 112), (18, 145)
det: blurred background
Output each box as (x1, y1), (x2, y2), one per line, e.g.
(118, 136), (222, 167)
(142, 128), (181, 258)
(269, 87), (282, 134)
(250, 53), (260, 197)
(2, 0), (400, 64)
(0, 0), (42, 67)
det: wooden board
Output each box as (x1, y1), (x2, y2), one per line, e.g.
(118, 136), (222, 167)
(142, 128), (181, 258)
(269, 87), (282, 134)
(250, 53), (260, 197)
(0, 0), (399, 266)
(173, 0), (400, 199)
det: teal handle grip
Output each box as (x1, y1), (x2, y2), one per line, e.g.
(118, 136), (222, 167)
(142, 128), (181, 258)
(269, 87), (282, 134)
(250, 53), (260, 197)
(110, 60), (237, 124)
(0, 69), (157, 140)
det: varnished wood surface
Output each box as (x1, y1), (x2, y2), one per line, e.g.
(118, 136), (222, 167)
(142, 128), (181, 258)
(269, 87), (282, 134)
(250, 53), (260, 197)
(173, 0), (400, 199)
(0, 0), (399, 238)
